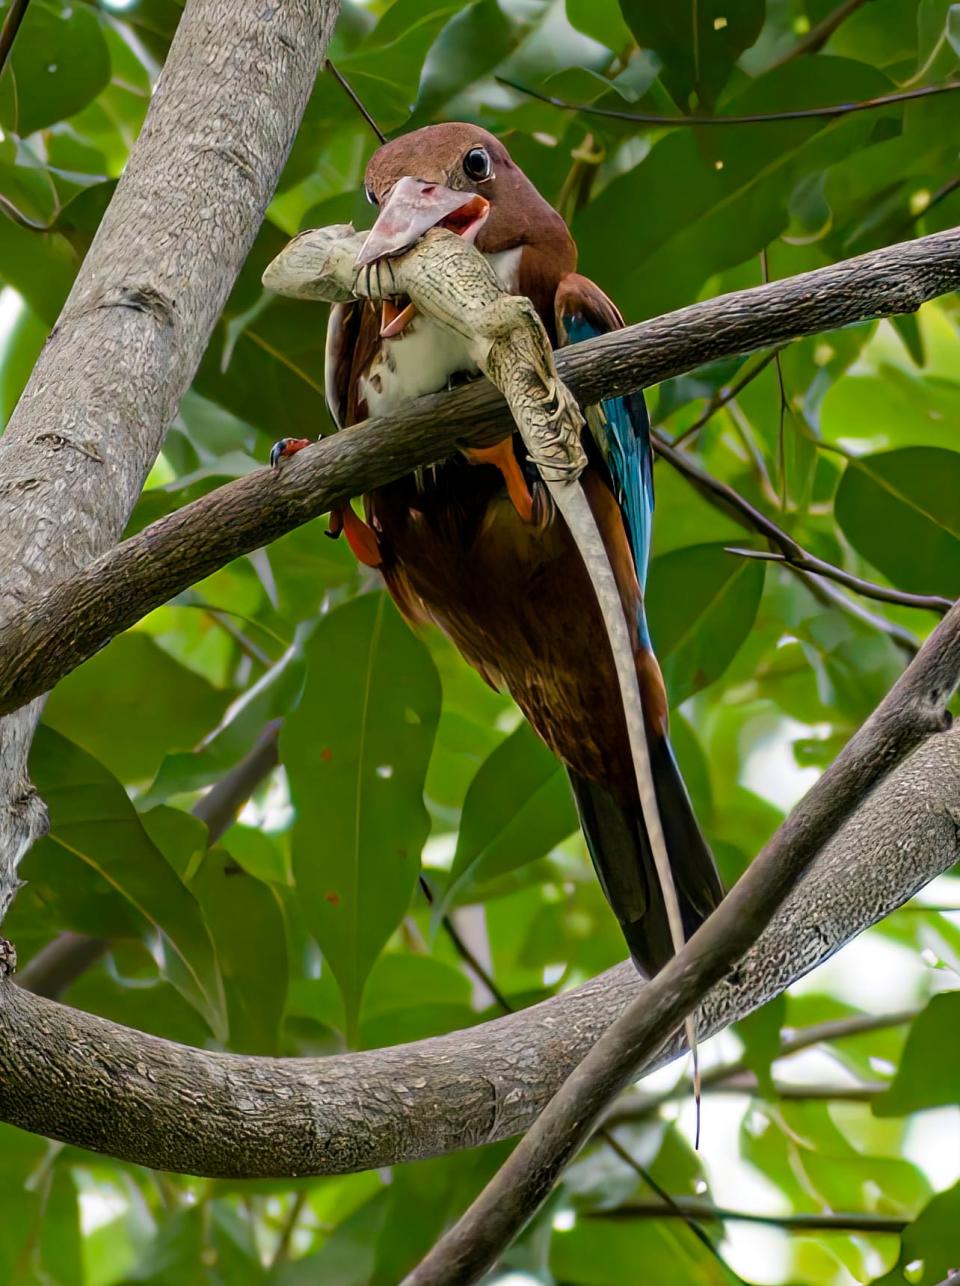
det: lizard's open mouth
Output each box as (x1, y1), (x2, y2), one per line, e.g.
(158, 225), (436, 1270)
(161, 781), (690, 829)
(355, 180), (490, 339)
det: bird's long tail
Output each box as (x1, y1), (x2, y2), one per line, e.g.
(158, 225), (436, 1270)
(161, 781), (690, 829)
(568, 731), (724, 978)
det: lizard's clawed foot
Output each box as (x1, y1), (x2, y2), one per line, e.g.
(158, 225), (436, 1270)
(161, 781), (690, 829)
(0, 937), (17, 977)
(269, 437), (312, 468)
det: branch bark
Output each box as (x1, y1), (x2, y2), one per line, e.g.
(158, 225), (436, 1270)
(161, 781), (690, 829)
(0, 226), (957, 722)
(404, 599), (960, 1284)
(2, 713), (958, 1177)
(0, 0), (338, 923)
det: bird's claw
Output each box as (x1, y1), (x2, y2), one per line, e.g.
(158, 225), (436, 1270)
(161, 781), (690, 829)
(270, 437), (312, 468)
(0, 936), (16, 977)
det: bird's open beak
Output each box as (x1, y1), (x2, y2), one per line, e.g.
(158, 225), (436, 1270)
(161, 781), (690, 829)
(356, 177), (489, 337)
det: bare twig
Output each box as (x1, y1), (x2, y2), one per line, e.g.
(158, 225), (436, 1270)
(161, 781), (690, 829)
(0, 228), (958, 718)
(651, 432), (951, 616)
(498, 77), (960, 128)
(401, 600), (960, 1283)
(592, 1199), (907, 1234)
(0, 0), (30, 76)
(666, 347), (783, 448)
(725, 546), (951, 614)
(326, 58), (386, 143)
(771, 0), (870, 68)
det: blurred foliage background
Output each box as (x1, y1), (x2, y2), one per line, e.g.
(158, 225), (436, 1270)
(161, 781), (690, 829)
(1, 0), (960, 1282)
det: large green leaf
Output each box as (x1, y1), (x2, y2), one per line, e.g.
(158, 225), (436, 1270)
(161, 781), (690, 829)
(440, 722), (577, 913)
(141, 805), (290, 1055)
(873, 992), (960, 1116)
(834, 446), (960, 598)
(619, 0), (765, 109)
(0, 1), (110, 135)
(646, 541), (765, 705)
(28, 727), (226, 1036)
(873, 1182), (960, 1286)
(42, 631), (233, 786)
(282, 593), (441, 1032)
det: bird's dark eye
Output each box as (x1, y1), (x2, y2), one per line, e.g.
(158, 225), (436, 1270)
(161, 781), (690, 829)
(365, 186), (378, 207)
(462, 146), (492, 182)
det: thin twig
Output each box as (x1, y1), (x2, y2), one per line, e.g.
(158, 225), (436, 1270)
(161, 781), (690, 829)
(326, 58), (386, 143)
(725, 546), (951, 614)
(270, 1191), (308, 1268)
(591, 1199), (907, 1234)
(770, 0), (870, 68)
(498, 76), (960, 128)
(666, 347), (783, 448)
(651, 431), (951, 616)
(761, 249), (790, 508)
(0, 0), (30, 77)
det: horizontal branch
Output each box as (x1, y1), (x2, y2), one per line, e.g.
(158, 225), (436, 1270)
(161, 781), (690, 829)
(0, 226), (957, 717)
(2, 717), (958, 1178)
(591, 1200), (907, 1234)
(500, 76), (960, 127)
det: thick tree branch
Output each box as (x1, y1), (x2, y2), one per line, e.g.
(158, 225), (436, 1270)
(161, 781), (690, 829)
(404, 600), (960, 1284)
(0, 227), (957, 720)
(1, 714), (958, 1177)
(0, 0), (338, 924)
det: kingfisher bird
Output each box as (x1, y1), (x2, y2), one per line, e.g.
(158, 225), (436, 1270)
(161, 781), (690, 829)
(273, 123), (724, 974)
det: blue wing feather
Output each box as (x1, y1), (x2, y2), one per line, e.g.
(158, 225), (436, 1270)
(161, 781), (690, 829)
(561, 315), (655, 591)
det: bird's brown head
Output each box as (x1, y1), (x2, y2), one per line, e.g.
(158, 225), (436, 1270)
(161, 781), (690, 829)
(356, 122), (574, 273)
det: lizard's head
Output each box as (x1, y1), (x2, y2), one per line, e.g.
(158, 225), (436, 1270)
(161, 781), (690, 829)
(356, 122), (569, 272)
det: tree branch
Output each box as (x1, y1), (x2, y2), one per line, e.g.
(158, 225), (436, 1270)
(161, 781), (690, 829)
(0, 227), (957, 720)
(0, 0), (338, 925)
(591, 1200), (907, 1234)
(499, 77), (960, 128)
(403, 599), (960, 1284)
(1, 711), (958, 1177)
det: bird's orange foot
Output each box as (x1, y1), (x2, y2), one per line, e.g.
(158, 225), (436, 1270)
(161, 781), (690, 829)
(269, 437), (312, 468)
(465, 438), (534, 523)
(326, 503), (383, 568)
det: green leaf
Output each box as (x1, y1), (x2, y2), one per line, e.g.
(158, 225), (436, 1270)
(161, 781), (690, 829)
(873, 992), (960, 1116)
(873, 1182), (960, 1286)
(42, 632), (233, 786)
(834, 447), (960, 598)
(282, 593), (441, 1033)
(142, 805), (290, 1054)
(440, 722), (577, 913)
(646, 541), (765, 705)
(566, 0), (633, 52)
(28, 726), (227, 1037)
(0, 1), (110, 135)
(619, 0), (765, 109)
(735, 993), (786, 1096)
(551, 1216), (732, 1284)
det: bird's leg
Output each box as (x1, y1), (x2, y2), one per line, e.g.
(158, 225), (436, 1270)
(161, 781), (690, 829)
(326, 502), (383, 568)
(464, 437), (534, 523)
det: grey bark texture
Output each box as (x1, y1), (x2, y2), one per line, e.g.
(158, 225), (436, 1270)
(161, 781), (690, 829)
(2, 719), (958, 1177)
(0, 227), (956, 717)
(0, 0), (339, 921)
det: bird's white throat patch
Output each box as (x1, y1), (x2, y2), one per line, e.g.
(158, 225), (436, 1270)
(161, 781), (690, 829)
(357, 247), (523, 418)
